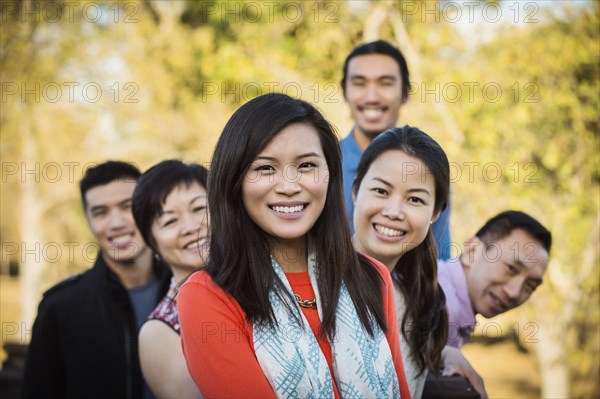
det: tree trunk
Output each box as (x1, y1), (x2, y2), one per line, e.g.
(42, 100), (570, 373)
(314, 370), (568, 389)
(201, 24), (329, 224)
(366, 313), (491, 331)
(389, 8), (464, 144)
(363, 3), (387, 42)
(535, 213), (598, 397)
(19, 112), (49, 331)
(361, 2), (465, 145)
(536, 318), (570, 398)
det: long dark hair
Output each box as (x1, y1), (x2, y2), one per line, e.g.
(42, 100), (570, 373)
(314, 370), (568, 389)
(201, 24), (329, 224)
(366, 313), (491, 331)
(353, 125), (449, 373)
(208, 93), (386, 338)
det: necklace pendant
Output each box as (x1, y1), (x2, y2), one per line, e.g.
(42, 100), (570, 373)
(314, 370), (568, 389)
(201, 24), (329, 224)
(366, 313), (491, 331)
(295, 293), (317, 309)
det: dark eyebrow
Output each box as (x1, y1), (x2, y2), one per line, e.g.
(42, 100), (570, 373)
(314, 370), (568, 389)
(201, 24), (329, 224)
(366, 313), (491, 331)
(406, 188), (433, 197)
(370, 177), (433, 196)
(254, 156), (276, 161)
(89, 198), (131, 213)
(158, 195), (207, 217)
(255, 152), (323, 162)
(295, 152), (322, 160)
(349, 74), (398, 81)
(372, 177), (393, 187)
(190, 195), (207, 205)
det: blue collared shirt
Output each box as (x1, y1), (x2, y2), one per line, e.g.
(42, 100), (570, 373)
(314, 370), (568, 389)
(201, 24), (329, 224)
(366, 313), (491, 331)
(341, 130), (452, 260)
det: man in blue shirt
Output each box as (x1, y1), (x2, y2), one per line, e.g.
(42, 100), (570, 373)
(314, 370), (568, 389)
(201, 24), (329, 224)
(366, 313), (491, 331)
(340, 40), (452, 259)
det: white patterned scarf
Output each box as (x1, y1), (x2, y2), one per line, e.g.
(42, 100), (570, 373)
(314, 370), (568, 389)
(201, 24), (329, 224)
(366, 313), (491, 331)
(253, 240), (401, 398)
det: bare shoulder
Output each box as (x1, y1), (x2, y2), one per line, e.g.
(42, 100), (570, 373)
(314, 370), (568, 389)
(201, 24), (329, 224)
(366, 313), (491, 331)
(139, 320), (181, 372)
(139, 316), (201, 398)
(140, 319), (179, 344)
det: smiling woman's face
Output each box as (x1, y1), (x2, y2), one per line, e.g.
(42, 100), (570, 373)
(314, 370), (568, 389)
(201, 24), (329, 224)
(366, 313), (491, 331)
(352, 150), (437, 271)
(151, 182), (209, 273)
(242, 123), (329, 246)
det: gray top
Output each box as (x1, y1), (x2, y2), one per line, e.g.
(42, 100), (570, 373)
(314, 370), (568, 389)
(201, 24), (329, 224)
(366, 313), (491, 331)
(128, 277), (160, 330)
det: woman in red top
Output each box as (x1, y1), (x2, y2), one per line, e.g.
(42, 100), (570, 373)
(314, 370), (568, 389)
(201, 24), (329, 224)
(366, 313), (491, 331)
(178, 93), (411, 398)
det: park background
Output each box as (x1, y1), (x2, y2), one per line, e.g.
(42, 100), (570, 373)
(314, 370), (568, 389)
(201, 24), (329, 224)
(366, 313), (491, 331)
(1, 0), (598, 397)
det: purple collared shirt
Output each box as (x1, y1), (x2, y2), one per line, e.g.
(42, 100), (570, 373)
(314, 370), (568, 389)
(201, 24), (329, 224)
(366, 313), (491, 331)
(438, 257), (477, 348)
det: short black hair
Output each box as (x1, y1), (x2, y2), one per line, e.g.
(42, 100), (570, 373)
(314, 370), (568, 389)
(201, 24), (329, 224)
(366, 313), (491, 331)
(79, 161), (141, 209)
(476, 210), (552, 253)
(132, 160), (208, 254)
(341, 40), (410, 103)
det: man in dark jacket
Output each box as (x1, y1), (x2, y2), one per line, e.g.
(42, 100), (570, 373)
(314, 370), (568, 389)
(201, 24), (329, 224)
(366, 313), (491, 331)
(23, 161), (171, 399)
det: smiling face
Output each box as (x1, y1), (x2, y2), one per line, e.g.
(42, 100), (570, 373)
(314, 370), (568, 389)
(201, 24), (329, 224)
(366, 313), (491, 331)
(151, 182), (209, 280)
(352, 150), (437, 270)
(462, 228), (549, 318)
(242, 123), (329, 250)
(85, 180), (149, 267)
(344, 53), (404, 148)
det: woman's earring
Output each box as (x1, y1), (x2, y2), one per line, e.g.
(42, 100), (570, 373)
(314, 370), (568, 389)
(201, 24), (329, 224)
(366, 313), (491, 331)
(154, 253), (162, 261)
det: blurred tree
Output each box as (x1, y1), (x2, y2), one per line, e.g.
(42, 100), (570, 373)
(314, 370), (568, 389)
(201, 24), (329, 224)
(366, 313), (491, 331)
(436, 3), (599, 397)
(1, 0), (83, 326)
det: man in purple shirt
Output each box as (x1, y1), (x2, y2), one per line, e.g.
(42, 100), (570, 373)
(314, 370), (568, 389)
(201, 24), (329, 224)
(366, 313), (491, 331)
(439, 210), (552, 348)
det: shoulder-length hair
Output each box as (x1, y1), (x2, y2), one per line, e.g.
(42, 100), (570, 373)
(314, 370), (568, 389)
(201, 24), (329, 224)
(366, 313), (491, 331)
(208, 93), (386, 338)
(352, 125), (449, 373)
(132, 159), (208, 255)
